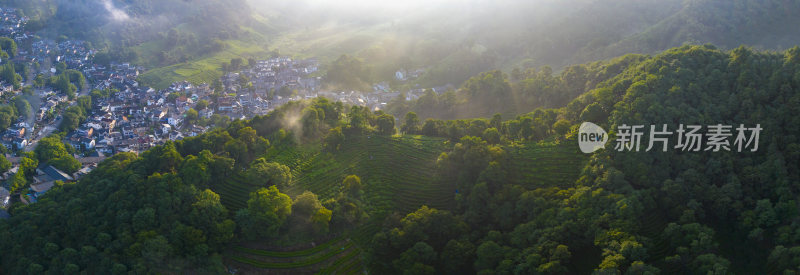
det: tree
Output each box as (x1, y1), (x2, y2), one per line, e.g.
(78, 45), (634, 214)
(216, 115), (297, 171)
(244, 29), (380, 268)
(237, 127), (257, 146)
(483, 128), (501, 144)
(189, 189), (235, 248)
(9, 169), (26, 193)
(52, 73), (77, 99)
(142, 235), (172, 267)
(580, 102), (606, 122)
(377, 114), (396, 135)
(310, 206), (333, 235)
(553, 119), (571, 137)
(49, 156), (81, 174)
(230, 58), (243, 71)
(474, 241), (504, 272)
(60, 110), (83, 132)
(167, 93), (180, 103)
(401, 112), (420, 134)
(212, 78), (223, 93)
(324, 127), (345, 151)
(224, 139), (247, 166)
(348, 106), (370, 132)
(195, 100), (209, 111)
(237, 74), (251, 91)
(77, 96), (92, 113)
(11, 97), (30, 119)
(56, 62), (67, 74)
(210, 114), (229, 128)
(343, 175), (362, 198)
(66, 70), (86, 91)
(0, 37), (17, 57)
(393, 242), (438, 272)
(185, 109), (199, 125)
(247, 158), (292, 188)
(179, 154), (211, 189)
(1, 63), (20, 89)
(34, 136), (80, 173)
(0, 153), (10, 174)
(236, 186), (292, 239)
(441, 239), (476, 274)
(292, 191), (332, 235)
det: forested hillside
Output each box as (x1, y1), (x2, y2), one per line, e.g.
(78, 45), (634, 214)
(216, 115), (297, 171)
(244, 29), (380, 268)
(386, 54), (647, 120)
(2, 45), (800, 274)
(1, 0), (272, 68)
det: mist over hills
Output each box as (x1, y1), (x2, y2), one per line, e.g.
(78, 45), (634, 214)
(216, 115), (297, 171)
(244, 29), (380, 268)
(6, 0), (800, 87)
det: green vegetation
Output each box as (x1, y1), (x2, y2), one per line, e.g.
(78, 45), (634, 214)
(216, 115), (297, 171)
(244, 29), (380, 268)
(137, 40), (271, 89)
(326, 54), (371, 91)
(0, 152), (236, 273)
(388, 55), (647, 120)
(3, 43), (800, 274)
(34, 135), (81, 173)
(0, 102), (22, 132)
(229, 241), (354, 269)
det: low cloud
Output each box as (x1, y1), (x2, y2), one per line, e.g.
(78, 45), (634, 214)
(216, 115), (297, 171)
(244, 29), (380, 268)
(102, 0), (130, 22)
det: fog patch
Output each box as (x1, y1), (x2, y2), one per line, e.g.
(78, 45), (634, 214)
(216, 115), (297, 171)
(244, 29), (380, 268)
(102, 0), (130, 22)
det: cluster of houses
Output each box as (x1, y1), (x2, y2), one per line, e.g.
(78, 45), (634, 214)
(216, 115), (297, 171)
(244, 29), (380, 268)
(394, 68), (425, 81)
(62, 80), (217, 156)
(0, 161), (75, 216)
(0, 7), (26, 39)
(212, 56), (322, 119)
(227, 57), (453, 113)
(15, 39), (95, 71)
(314, 84), (454, 112)
(234, 56), (321, 95)
(0, 9), (458, 215)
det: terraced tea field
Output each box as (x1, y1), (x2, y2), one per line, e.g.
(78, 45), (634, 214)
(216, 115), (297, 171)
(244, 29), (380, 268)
(507, 140), (587, 189)
(227, 236), (365, 274)
(221, 135), (452, 273)
(222, 136), (588, 273)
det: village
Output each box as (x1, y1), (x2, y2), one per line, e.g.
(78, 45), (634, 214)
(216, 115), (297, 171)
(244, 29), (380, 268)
(0, 7), (452, 218)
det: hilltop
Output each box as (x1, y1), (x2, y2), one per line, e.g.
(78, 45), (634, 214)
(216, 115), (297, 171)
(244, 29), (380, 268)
(1, 44), (800, 274)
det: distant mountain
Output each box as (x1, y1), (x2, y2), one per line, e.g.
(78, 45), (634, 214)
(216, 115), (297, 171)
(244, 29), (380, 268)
(6, 0), (800, 90)
(2, 0), (273, 67)
(564, 0), (800, 64)
(235, 0), (800, 88)
(427, 0), (800, 85)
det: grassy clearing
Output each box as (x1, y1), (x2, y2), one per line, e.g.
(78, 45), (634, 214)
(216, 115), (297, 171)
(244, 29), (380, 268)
(137, 40), (271, 89)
